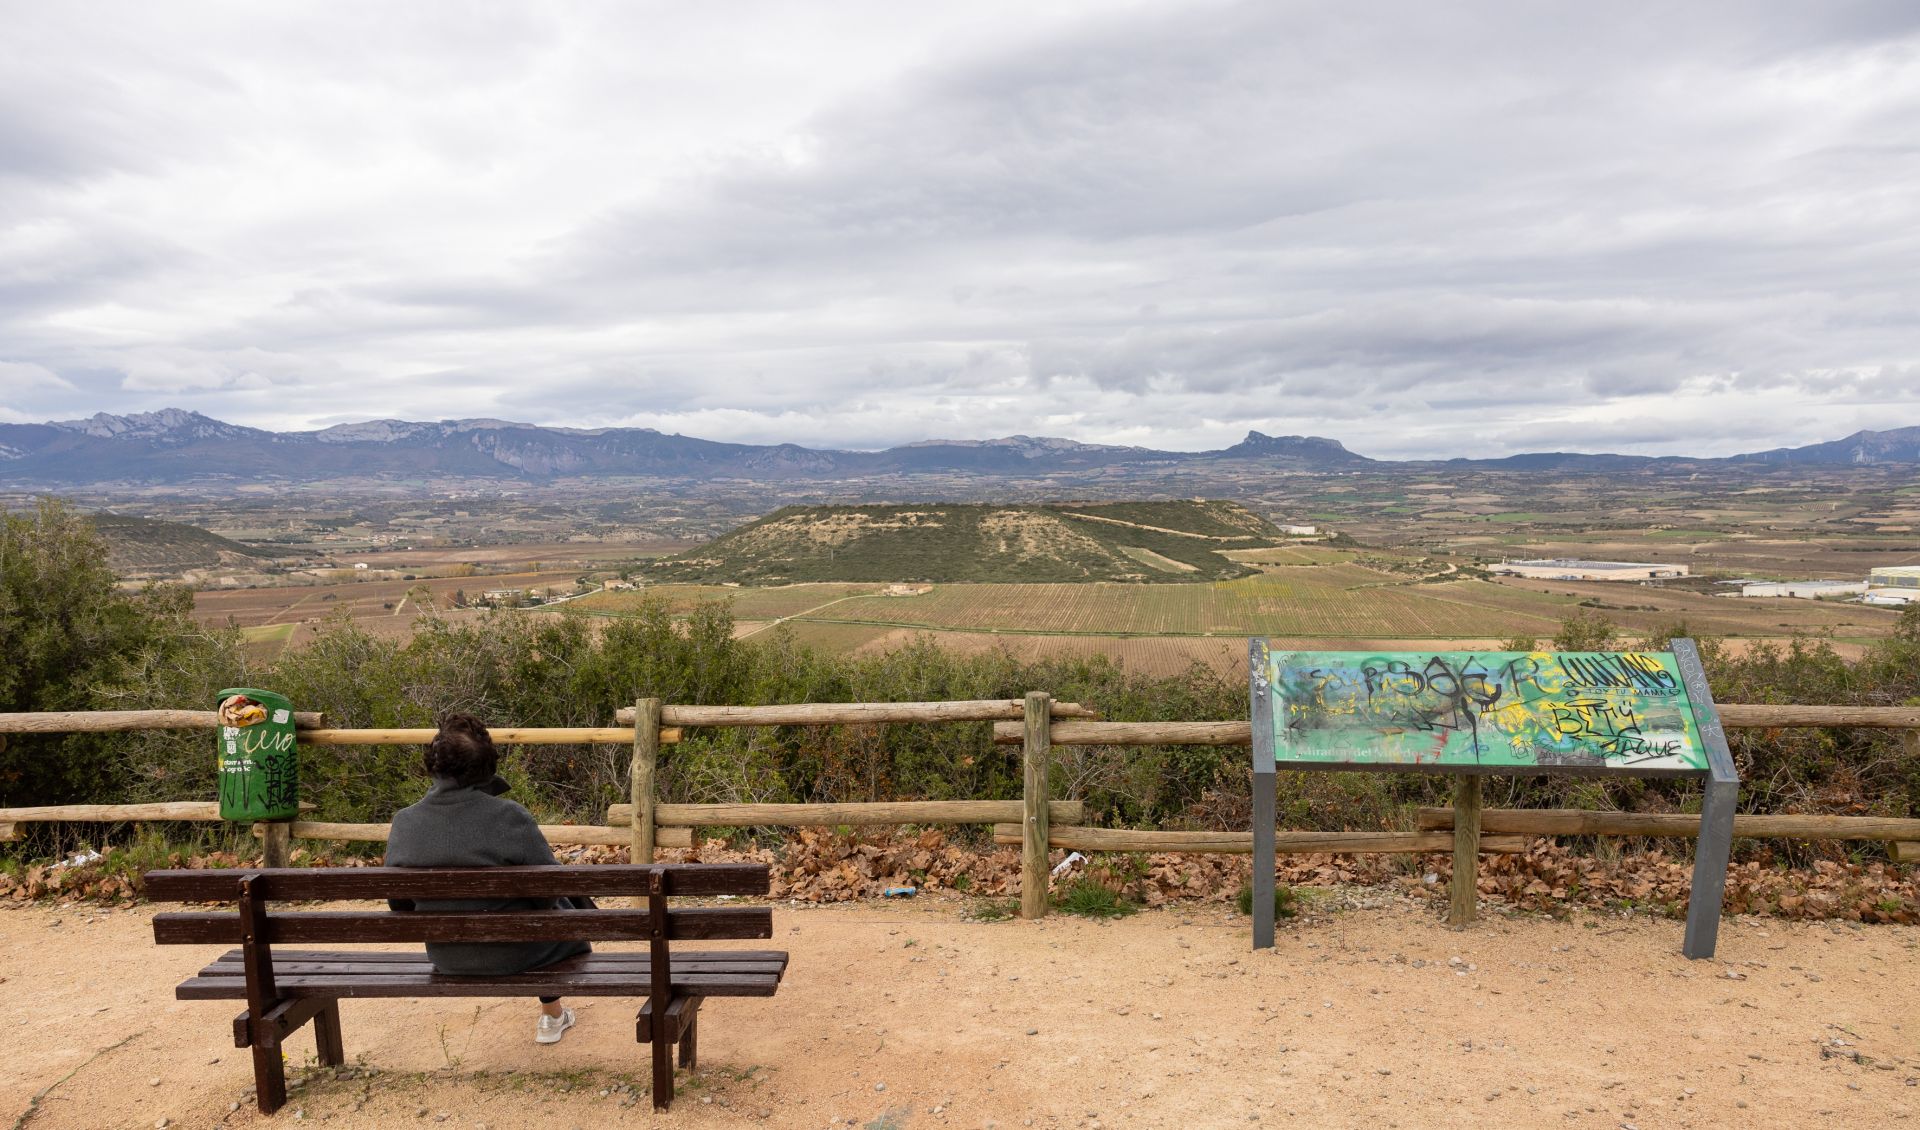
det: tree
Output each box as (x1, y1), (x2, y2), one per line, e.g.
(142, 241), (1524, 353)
(0, 499), (213, 804)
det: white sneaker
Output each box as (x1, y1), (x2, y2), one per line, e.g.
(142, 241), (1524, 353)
(536, 1007), (575, 1044)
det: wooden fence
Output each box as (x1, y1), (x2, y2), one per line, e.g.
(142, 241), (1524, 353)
(3, 699), (1919, 916)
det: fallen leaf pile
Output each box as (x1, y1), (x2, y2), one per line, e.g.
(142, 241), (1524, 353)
(5, 832), (1915, 924)
(1466, 844), (1920, 924)
(0, 844), (375, 902)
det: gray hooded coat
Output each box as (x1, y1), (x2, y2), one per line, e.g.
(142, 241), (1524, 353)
(384, 779), (591, 976)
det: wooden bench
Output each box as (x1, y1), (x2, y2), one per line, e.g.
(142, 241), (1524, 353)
(144, 863), (787, 1113)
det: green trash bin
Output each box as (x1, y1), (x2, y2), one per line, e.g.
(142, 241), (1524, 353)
(216, 688), (300, 822)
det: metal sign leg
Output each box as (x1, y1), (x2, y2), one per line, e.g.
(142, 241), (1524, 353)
(1252, 768), (1276, 950)
(1683, 772), (1737, 959)
(1673, 638), (1741, 961)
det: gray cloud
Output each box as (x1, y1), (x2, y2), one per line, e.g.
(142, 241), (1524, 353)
(2, 1), (1918, 458)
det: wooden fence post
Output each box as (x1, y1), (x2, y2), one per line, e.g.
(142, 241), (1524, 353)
(1448, 775), (1481, 928)
(1021, 691), (1052, 920)
(631, 697), (661, 865)
(262, 821), (292, 869)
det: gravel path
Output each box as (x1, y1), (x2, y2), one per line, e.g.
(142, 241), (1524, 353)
(3, 897), (1915, 1128)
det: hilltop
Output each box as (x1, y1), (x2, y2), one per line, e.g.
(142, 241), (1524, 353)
(649, 500), (1293, 583)
(90, 513), (278, 576)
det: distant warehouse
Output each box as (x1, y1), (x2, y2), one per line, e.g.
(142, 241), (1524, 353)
(1865, 566), (1920, 605)
(1490, 559), (1690, 582)
(1737, 580), (1867, 599)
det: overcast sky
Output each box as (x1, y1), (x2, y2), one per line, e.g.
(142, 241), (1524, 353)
(3, 2), (1918, 459)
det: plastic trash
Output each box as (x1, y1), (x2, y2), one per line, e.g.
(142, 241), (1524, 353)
(882, 886), (918, 898)
(55, 849), (104, 869)
(1049, 852), (1086, 879)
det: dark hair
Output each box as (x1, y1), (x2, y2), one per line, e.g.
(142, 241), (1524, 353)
(425, 713), (498, 786)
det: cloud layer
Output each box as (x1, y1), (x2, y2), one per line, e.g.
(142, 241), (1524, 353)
(2, 1), (1918, 456)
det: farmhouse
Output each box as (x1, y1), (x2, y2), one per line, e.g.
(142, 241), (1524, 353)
(1490, 558), (1690, 581)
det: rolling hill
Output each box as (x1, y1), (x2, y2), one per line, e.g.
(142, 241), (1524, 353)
(647, 500), (1294, 583)
(90, 513), (279, 575)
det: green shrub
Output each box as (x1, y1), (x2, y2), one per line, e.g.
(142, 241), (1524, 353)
(1054, 877), (1137, 918)
(1236, 883), (1299, 919)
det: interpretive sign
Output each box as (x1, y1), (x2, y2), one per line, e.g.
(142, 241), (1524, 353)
(1256, 646), (1709, 776)
(1246, 640), (1739, 961)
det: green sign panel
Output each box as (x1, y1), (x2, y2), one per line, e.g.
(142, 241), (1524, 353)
(1254, 645), (1709, 775)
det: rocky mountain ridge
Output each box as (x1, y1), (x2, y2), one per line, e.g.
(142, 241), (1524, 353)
(1, 409), (1914, 486)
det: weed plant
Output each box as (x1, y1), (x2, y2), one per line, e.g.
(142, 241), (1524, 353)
(1053, 877), (1137, 918)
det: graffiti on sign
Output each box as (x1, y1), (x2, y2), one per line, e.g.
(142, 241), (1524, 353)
(1255, 646), (1708, 773)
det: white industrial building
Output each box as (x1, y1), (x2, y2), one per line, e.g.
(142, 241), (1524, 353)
(1490, 559), (1690, 581)
(1738, 580), (1867, 599)
(1866, 566), (1920, 604)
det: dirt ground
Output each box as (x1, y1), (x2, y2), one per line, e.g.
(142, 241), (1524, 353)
(4, 897), (1916, 1130)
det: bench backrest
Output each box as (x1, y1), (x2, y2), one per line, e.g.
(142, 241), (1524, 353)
(146, 864), (773, 946)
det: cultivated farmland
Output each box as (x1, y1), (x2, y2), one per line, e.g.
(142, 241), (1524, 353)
(793, 567), (1572, 638)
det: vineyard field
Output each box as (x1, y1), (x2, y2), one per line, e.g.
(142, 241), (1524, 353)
(799, 567), (1576, 638)
(573, 582), (883, 619)
(1219, 546), (1358, 566)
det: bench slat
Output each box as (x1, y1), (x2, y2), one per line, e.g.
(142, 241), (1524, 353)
(207, 948), (791, 966)
(177, 971), (782, 999)
(144, 864), (769, 902)
(154, 907), (772, 945)
(196, 957), (789, 977)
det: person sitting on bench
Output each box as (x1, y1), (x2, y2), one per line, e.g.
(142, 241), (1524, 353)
(386, 713), (590, 1044)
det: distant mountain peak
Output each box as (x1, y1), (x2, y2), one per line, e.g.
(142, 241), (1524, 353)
(50, 409), (256, 442)
(1220, 431), (1371, 463)
(900, 434), (1144, 457)
(310, 419), (436, 444)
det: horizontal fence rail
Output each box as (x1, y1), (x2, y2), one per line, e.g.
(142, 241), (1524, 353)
(0, 709), (327, 733)
(992, 706), (1920, 746)
(1417, 807), (1920, 841)
(990, 825), (1528, 855)
(605, 800), (1085, 828)
(299, 727), (684, 746)
(992, 720), (1252, 746)
(247, 820), (694, 849)
(615, 699), (1098, 727)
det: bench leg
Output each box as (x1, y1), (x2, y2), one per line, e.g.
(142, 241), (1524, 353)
(677, 1001), (698, 1070)
(251, 1036), (288, 1115)
(314, 1000), (346, 1067)
(651, 1007), (674, 1110)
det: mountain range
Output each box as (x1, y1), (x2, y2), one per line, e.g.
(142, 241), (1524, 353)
(0, 409), (1916, 486)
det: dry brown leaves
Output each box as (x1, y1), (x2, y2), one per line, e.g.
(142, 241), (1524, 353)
(7, 833), (1916, 925)
(1463, 843), (1920, 924)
